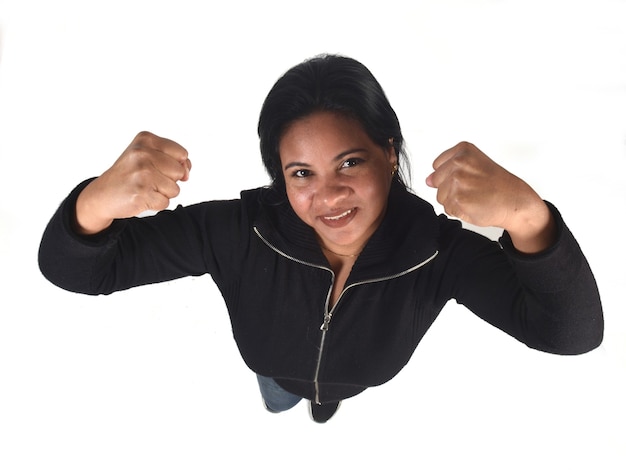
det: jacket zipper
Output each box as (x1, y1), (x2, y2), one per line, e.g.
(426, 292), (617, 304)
(253, 226), (438, 404)
(312, 251), (439, 403)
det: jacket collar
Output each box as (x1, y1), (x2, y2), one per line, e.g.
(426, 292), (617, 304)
(249, 181), (440, 281)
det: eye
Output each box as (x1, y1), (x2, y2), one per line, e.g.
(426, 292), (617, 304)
(291, 168), (311, 178)
(341, 157), (364, 169)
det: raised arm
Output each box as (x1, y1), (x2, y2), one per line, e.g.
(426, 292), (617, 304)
(38, 132), (206, 295)
(426, 142), (603, 354)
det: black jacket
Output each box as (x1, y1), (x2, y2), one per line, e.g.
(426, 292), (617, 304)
(39, 180), (604, 403)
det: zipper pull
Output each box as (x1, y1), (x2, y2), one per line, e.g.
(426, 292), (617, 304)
(320, 312), (332, 331)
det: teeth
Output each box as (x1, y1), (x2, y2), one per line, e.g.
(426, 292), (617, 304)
(324, 209), (353, 221)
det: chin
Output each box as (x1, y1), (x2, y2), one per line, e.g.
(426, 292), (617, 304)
(319, 229), (364, 247)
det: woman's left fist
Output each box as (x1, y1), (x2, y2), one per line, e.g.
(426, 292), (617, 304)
(426, 142), (556, 253)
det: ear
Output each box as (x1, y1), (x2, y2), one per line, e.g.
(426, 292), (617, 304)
(387, 138), (398, 166)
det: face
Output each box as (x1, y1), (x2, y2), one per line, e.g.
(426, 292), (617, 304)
(279, 111), (397, 255)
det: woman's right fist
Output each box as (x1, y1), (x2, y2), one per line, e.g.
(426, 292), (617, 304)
(74, 131), (191, 235)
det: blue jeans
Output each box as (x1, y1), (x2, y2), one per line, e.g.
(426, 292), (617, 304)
(256, 375), (303, 412)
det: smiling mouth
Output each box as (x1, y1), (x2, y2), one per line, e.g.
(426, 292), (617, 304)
(323, 208), (354, 221)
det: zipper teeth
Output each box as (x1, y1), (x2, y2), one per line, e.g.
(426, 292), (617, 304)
(323, 250), (440, 325)
(313, 330), (327, 404)
(253, 226), (439, 405)
(253, 226), (336, 317)
(254, 226), (439, 323)
(253, 227), (333, 272)
(254, 226), (334, 405)
(313, 251), (438, 404)
(339, 250), (439, 294)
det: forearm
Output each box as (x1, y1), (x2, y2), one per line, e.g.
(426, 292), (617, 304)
(499, 203), (604, 354)
(74, 179), (115, 235)
(448, 203), (603, 355)
(39, 180), (240, 295)
(504, 195), (558, 254)
(39, 180), (126, 294)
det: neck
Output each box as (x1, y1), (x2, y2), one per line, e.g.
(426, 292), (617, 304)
(321, 246), (360, 258)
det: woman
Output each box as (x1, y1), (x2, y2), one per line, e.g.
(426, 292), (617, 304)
(38, 54), (603, 423)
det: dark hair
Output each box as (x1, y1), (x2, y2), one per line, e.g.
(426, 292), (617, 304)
(258, 54), (410, 191)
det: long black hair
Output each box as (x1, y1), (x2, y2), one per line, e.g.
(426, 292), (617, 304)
(258, 54), (410, 191)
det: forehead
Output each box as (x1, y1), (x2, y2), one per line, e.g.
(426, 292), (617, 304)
(279, 111), (374, 160)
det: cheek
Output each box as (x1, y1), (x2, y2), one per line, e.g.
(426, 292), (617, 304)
(361, 172), (392, 208)
(286, 186), (314, 221)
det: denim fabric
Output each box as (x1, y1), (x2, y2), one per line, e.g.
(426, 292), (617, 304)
(256, 375), (303, 412)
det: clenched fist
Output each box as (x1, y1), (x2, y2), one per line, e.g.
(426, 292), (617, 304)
(426, 142), (556, 253)
(75, 131), (192, 235)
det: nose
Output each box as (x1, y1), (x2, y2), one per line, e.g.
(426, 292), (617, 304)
(317, 176), (350, 209)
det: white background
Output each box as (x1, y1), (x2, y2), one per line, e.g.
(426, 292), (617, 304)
(1, 0), (625, 469)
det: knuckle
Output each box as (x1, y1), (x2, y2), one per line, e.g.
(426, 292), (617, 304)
(135, 130), (156, 143)
(127, 147), (153, 167)
(454, 152), (472, 169)
(449, 171), (462, 185)
(130, 167), (154, 188)
(457, 141), (474, 152)
(448, 172), (467, 192)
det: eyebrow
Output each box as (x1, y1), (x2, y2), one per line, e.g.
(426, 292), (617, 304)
(283, 148), (367, 170)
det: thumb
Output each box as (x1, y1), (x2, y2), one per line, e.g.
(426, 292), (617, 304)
(425, 172), (437, 188)
(181, 158), (192, 182)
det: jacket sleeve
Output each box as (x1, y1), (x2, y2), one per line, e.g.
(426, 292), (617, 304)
(441, 202), (603, 355)
(38, 179), (248, 295)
